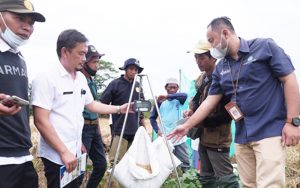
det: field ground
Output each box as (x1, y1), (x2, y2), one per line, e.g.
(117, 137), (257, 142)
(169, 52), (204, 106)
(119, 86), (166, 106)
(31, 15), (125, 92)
(30, 117), (300, 188)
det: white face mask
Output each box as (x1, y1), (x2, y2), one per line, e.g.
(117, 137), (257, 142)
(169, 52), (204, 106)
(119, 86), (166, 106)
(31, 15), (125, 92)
(0, 12), (28, 49)
(210, 32), (228, 59)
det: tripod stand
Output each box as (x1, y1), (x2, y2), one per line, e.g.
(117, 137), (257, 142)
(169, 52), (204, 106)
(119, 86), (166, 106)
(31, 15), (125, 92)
(107, 74), (182, 188)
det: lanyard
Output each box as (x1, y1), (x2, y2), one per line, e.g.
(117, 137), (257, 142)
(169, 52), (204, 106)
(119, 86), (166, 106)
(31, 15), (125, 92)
(227, 58), (244, 102)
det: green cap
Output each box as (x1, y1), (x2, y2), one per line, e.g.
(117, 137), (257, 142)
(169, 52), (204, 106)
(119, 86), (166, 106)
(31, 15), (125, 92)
(0, 0), (45, 22)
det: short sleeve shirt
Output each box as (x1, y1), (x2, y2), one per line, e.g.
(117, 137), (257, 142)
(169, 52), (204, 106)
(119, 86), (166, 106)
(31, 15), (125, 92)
(209, 38), (294, 144)
(32, 63), (93, 164)
(100, 76), (142, 136)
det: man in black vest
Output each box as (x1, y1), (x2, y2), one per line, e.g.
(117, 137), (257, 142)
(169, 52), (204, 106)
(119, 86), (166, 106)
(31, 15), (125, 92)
(0, 0), (45, 187)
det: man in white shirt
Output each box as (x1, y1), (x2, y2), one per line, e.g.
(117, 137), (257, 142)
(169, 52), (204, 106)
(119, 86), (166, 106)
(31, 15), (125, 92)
(32, 29), (130, 188)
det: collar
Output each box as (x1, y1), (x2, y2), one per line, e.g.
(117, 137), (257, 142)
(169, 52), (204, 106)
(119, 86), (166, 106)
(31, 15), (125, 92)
(224, 37), (249, 61)
(238, 37), (250, 54)
(0, 37), (20, 54)
(120, 74), (133, 84)
(57, 62), (82, 81)
(57, 62), (70, 77)
(87, 77), (93, 83)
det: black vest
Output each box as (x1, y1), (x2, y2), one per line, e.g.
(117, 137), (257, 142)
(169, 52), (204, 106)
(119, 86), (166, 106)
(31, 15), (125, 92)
(0, 51), (31, 157)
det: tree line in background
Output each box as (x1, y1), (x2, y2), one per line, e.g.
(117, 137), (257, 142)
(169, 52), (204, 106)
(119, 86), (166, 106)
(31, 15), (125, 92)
(94, 60), (119, 96)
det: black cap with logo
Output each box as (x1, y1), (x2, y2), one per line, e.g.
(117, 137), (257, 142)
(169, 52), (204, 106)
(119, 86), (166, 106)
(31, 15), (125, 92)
(0, 0), (45, 22)
(85, 45), (105, 63)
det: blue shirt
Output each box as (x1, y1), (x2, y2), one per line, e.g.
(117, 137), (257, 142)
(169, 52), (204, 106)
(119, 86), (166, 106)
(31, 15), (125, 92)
(150, 93), (187, 145)
(209, 38), (294, 144)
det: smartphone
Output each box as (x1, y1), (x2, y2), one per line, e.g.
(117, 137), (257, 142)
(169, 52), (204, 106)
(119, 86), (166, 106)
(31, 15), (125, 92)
(0, 95), (29, 107)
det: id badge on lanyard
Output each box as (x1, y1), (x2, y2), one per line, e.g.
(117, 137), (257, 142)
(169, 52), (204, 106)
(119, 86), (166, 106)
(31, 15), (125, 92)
(224, 59), (244, 122)
(225, 101), (244, 121)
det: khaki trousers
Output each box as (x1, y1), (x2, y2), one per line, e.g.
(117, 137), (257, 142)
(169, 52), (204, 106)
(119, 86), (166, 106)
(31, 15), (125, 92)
(235, 136), (285, 188)
(107, 135), (132, 188)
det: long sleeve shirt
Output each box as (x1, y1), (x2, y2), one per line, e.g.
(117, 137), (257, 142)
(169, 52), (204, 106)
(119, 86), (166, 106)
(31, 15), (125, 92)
(150, 92), (187, 133)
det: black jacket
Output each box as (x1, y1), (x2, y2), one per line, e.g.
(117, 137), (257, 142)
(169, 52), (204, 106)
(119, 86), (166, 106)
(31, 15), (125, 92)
(100, 75), (144, 136)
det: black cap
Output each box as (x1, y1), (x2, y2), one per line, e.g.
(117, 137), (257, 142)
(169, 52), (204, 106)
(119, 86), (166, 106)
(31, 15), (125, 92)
(119, 58), (143, 73)
(0, 0), (45, 22)
(85, 45), (104, 63)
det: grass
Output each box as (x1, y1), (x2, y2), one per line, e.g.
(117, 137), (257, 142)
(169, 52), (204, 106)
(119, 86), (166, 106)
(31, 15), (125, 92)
(30, 117), (300, 188)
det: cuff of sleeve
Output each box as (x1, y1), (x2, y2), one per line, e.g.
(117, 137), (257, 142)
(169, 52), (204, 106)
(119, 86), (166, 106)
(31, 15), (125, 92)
(116, 106), (121, 114)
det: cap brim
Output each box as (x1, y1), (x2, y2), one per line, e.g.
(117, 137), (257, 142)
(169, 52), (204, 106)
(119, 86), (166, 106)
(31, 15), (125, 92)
(7, 9), (46, 22)
(187, 49), (209, 54)
(137, 67), (143, 73)
(86, 53), (104, 63)
(119, 66), (143, 73)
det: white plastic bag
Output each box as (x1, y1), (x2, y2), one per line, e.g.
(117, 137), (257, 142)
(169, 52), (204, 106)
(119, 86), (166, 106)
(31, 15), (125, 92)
(113, 127), (181, 188)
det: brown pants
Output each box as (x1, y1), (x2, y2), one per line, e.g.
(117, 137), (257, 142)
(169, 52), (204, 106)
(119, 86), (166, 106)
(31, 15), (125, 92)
(235, 136), (285, 188)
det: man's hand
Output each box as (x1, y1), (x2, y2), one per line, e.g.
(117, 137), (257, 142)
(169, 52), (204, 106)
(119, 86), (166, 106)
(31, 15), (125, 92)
(282, 123), (300, 146)
(139, 118), (145, 127)
(167, 123), (189, 142)
(60, 150), (78, 173)
(120, 102), (134, 114)
(157, 95), (167, 102)
(157, 129), (162, 137)
(0, 94), (21, 115)
(183, 110), (193, 118)
(81, 144), (87, 154)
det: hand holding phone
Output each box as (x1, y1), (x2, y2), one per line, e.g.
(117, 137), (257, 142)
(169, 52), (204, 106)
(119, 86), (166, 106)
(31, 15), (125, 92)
(0, 95), (29, 107)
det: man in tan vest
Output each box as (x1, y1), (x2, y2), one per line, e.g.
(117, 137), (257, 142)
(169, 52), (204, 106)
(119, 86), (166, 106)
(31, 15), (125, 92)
(185, 40), (239, 188)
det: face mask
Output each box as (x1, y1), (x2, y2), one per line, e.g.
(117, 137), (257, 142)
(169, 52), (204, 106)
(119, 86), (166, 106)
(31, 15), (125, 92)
(210, 32), (228, 59)
(0, 13), (28, 49)
(84, 64), (97, 76)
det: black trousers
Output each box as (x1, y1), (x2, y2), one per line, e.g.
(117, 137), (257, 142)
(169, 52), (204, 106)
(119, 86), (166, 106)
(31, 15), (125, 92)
(199, 144), (239, 188)
(199, 144), (233, 177)
(80, 124), (107, 188)
(0, 161), (38, 188)
(42, 158), (82, 188)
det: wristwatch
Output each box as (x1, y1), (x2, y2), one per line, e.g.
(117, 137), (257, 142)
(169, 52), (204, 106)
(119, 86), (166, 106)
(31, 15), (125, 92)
(286, 116), (300, 127)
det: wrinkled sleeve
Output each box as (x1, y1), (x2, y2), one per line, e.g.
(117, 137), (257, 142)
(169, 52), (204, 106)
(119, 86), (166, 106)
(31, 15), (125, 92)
(265, 38), (294, 77)
(100, 82), (114, 104)
(31, 73), (54, 110)
(167, 92), (187, 105)
(208, 64), (223, 95)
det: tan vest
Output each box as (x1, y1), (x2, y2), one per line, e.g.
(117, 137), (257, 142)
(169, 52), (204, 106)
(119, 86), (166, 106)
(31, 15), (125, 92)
(194, 73), (232, 149)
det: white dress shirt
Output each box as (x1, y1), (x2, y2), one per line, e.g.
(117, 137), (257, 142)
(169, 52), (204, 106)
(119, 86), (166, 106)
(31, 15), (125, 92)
(32, 62), (93, 165)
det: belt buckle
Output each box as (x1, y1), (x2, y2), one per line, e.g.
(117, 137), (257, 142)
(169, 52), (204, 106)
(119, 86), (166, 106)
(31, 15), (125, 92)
(84, 119), (98, 125)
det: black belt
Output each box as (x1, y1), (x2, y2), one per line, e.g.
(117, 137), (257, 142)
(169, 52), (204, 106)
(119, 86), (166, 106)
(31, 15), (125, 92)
(201, 144), (230, 153)
(84, 119), (98, 125)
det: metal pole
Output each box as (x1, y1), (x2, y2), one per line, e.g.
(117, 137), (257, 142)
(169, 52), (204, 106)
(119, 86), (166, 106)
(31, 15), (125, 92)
(137, 75), (143, 126)
(107, 74), (138, 188)
(145, 75), (182, 188)
(107, 74), (182, 188)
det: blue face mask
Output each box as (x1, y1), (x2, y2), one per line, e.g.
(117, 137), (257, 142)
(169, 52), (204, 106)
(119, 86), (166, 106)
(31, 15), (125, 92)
(0, 12), (28, 49)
